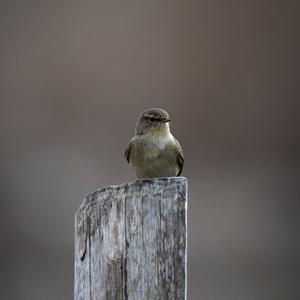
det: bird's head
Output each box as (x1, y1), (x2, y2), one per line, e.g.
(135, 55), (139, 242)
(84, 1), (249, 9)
(135, 108), (171, 135)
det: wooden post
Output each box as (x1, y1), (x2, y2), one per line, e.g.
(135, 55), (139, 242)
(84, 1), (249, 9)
(74, 177), (187, 300)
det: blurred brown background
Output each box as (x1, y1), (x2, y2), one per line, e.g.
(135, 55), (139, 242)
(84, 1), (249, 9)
(0, 1), (299, 299)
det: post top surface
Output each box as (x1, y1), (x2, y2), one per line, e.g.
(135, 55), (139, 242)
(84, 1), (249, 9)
(77, 177), (187, 216)
(92, 176), (186, 195)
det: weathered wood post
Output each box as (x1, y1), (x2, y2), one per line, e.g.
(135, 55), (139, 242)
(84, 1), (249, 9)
(74, 177), (187, 300)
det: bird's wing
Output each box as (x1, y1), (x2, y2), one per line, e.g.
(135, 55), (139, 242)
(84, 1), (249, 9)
(175, 138), (184, 176)
(124, 143), (131, 164)
(124, 136), (138, 164)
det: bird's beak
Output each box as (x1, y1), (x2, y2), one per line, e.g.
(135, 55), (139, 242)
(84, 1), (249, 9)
(162, 118), (171, 123)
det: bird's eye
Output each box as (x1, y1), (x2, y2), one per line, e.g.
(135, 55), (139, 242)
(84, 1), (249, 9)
(143, 116), (159, 122)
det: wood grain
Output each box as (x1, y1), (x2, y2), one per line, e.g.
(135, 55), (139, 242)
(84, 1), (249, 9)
(74, 177), (187, 300)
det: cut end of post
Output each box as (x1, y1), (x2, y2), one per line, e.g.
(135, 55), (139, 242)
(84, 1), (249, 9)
(76, 176), (187, 218)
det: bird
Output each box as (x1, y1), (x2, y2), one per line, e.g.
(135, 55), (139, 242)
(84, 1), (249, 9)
(125, 108), (184, 179)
